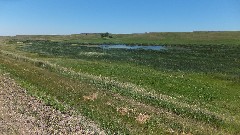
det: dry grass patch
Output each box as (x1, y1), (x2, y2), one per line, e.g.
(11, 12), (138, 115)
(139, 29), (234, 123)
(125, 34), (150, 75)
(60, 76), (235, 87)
(83, 93), (98, 101)
(136, 113), (150, 124)
(117, 107), (130, 116)
(106, 101), (112, 106)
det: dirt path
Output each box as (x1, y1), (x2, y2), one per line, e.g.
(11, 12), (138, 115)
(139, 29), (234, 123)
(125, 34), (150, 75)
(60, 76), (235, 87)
(0, 73), (105, 135)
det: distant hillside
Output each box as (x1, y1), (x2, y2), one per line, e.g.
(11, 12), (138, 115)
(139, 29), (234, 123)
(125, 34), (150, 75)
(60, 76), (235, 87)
(3, 31), (240, 46)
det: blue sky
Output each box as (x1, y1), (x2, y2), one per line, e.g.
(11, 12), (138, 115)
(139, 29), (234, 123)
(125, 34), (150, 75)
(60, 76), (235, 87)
(0, 0), (239, 35)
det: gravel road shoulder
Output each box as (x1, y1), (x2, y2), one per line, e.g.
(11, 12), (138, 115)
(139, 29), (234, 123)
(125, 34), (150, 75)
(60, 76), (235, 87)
(0, 73), (105, 135)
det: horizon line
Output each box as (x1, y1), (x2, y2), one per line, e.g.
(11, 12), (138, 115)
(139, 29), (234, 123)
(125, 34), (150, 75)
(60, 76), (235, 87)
(1, 30), (240, 37)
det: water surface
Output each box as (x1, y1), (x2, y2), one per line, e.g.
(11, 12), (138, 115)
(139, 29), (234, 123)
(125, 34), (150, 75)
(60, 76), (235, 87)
(99, 45), (166, 51)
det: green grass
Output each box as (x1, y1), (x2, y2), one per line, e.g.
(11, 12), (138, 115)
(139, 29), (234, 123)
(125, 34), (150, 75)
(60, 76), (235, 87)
(0, 35), (240, 134)
(0, 54), (169, 134)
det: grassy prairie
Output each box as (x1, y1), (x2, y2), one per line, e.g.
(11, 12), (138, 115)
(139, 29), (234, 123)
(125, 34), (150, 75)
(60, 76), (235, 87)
(6, 31), (240, 45)
(0, 33), (240, 134)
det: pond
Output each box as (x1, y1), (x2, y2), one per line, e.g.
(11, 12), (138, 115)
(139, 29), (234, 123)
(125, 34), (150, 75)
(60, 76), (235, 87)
(99, 45), (166, 51)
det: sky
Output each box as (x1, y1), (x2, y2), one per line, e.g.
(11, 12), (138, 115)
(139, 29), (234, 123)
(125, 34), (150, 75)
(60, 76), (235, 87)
(0, 0), (240, 35)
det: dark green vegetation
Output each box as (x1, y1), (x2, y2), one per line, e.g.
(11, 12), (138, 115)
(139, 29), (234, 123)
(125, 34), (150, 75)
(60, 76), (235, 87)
(0, 32), (240, 134)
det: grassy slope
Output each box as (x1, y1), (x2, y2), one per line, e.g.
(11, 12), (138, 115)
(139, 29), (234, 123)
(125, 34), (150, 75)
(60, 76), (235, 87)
(0, 33), (240, 134)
